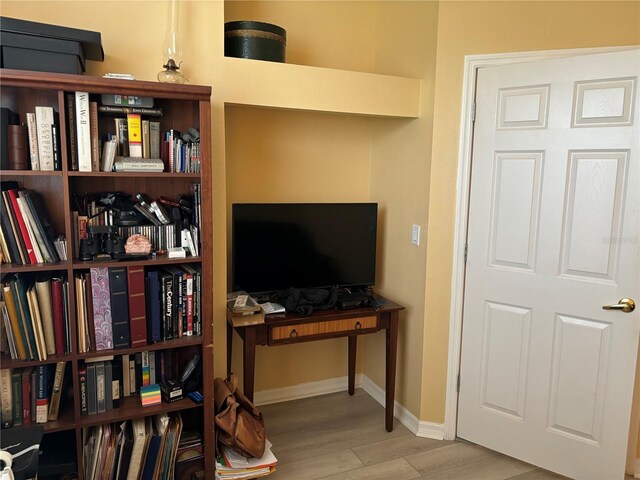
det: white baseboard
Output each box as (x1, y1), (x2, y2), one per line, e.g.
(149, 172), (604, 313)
(252, 374), (445, 440)
(253, 374), (363, 406)
(360, 375), (445, 440)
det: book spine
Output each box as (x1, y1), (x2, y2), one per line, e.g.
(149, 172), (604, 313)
(122, 354), (130, 397)
(98, 105), (162, 116)
(109, 267), (131, 349)
(142, 119), (150, 159)
(0, 195), (22, 265)
(111, 356), (121, 408)
(11, 369), (22, 426)
(149, 121), (161, 160)
(66, 94), (78, 171)
(16, 197), (43, 263)
(12, 279), (36, 361)
(127, 266), (147, 347)
(7, 125), (28, 170)
(51, 277), (65, 354)
(47, 361), (65, 421)
(134, 352), (142, 391)
(21, 368), (31, 424)
(26, 113), (40, 170)
(0, 369), (12, 427)
(79, 367), (88, 415)
(35, 278), (56, 355)
(185, 273), (193, 336)
(105, 360), (113, 411)
(141, 351), (150, 386)
(35, 106), (54, 171)
(149, 351), (156, 384)
(6, 190), (37, 264)
(35, 364), (48, 423)
(96, 361), (105, 413)
(90, 267), (114, 350)
(161, 275), (174, 340)
(30, 369), (36, 422)
(75, 92), (92, 172)
(86, 362), (96, 414)
(89, 101), (99, 171)
(129, 357), (136, 394)
(2, 286), (27, 360)
(51, 124), (61, 171)
(2, 192), (27, 264)
(147, 271), (161, 343)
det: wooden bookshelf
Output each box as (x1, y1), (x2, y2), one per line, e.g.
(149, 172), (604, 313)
(0, 69), (214, 479)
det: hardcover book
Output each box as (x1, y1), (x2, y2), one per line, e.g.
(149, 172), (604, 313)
(47, 361), (66, 421)
(109, 267), (131, 349)
(127, 113), (143, 157)
(127, 267), (147, 347)
(35, 106), (54, 171)
(89, 101), (99, 171)
(66, 94), (78, 171)
(25, 113), (39, 170)
(90, 267), (114, 350)
(75, 92), (92, 172)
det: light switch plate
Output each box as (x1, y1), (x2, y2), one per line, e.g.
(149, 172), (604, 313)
(412, 224), (420, 246)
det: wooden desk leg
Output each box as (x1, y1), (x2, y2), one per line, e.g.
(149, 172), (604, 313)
(385, 311), (399, 432)
(226, 322), (233, 376)
(243, 327), (257, 402)
(348, 335), (356, 395)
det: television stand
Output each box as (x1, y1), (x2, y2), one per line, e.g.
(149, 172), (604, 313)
(226, 295), (404, 431)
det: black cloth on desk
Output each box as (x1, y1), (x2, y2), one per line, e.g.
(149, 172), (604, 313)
(275, 288), (339, 316)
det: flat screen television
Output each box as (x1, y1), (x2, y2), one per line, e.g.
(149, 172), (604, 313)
(232, 203), (378, 294)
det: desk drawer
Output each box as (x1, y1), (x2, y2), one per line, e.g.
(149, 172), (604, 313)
(271, 316), (378, 342)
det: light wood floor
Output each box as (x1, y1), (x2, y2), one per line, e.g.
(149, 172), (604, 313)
(259, 389), (633, 480)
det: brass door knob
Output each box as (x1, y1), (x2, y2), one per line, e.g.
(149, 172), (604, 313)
(602, 298), (636, 313)
(290, 329), (298, 338)
(355, 321), (362, 330)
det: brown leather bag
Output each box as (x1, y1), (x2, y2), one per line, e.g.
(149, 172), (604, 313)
(214, 374), (266, 458)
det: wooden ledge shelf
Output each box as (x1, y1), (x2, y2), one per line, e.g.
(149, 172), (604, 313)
(0, 261), (69, 274)
(0, 352), (74, 369)
(0, 170), (63, 176)
(223, 56), (421, 118)
(6, 407), (76, 433)
(77, 336), (203, 361)
(68, 172), (201, 178)
(72, 256), (202, 269)
(78, 396), (202, 429)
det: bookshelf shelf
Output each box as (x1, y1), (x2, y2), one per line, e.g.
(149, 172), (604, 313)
(72, 256), (202, 269)
(0, 353), (74, 369)
(0, 69), (214, 480)
(77, 336), (203, 360)
(77, 396), (202, 429)
(0, 261), (69, 273)
(68, 172), (201, 178)
(0, 170), (64, 177)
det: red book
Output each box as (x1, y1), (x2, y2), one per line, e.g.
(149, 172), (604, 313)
(51, 277), (65, 354)
(184, 272), (193, 336)
(127, 267), (147, 347)
(21, 367), (32, 424)
(6, 189), (37, 263)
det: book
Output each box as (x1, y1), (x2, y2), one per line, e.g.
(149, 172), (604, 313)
(127, 266), (147, 347)
(142, 120), (150, 159)
(15, 195), (44, 263)
(2, 285), (27, 360)
(87, 362), (97, 415)
(25, 112), (39, 170)
(6, 189), (37, 264)
(26, 288), (47, 361)
(66, 94), (78, 171)
(75, 92), (92, 172)
(98, 105), (163, 116)
(0, 369), (12, 427)
(21, 367), (32, 424)
(113, 157), (164, 172)
(0, 193), (22, 264)
(12, 277), (37, 360)
(51, 124), (61, 171)
(35, 364), (49, 423)
(149, 121), (161, 160)
(34, 275), (56, 355)
(122, 354), (130, 397)
(96, 361), (106, 413)
(109, 267), (131, 349)
(90, 101), (100, 171)
(1, 108), (19, 170)
(22, 190), (60, 263)
(11, 369), (22, 426)
(146, 270), (161, 343)
(142, 351), (150, 386)
(7, 125), (28, 170)
(51, 276), (65, 354)
(101, 138), (117, 172)
(127, 418), (149, 480)
(90, 267), (114, 351)
(114, 118), (129, 157)
(105, 360), (113, 411)
(127, 114), (143, 158)
(35, 106), (55, 171)
(75, 275), (87, 353)
(79, 367), (88, 415)
(47, 361), (65, 421)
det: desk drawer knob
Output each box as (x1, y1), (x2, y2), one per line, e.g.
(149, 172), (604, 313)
(290, 329), (298, 338)
(355, 321), (362, 330)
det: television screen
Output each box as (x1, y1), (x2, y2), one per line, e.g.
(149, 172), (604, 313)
(232, 203), (378, 294)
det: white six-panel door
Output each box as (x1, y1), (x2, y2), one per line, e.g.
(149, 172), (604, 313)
(458, 49), (639, 479)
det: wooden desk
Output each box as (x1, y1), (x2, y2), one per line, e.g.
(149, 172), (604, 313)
(226, 297), (404, 431)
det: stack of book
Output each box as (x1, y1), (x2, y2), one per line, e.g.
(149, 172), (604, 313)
(0, 362), (67, 427)
(215, 441), (277, 480)
(67, 91), (164, 173)
(74, 265), (203, 353)
(163, 129), (201, 173)
(82, 413), (184, 480)
(1, 274), (71, 361)
(79, 350), (186, 416)
(0, 183), (65, 265)
(1, 106), (62, 172)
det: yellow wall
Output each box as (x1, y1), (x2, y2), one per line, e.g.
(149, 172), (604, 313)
(423, 0), (640, 424)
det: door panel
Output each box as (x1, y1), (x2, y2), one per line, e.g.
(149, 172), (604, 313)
(458, 49), (639, 479)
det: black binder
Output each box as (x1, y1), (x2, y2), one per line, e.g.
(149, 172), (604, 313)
(109, 267), (131, 349)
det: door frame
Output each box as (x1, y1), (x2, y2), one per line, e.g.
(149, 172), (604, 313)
(444, 46), (640, 451)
